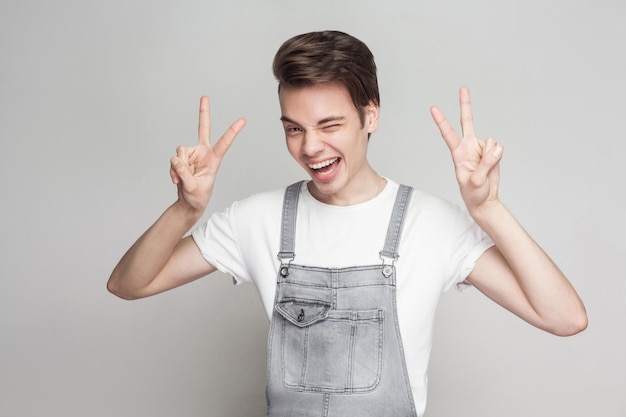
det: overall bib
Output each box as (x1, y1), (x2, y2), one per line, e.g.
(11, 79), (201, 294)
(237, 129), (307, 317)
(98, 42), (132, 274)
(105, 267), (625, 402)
(266, 182), (417, 417)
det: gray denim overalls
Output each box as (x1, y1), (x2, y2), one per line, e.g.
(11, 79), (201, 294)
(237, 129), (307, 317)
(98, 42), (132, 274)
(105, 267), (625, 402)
(266, 181), (417, 417)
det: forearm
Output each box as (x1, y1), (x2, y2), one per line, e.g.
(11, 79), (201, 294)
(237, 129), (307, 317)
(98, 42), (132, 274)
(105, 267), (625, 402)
(470, 201), (587, 335)
(107, 201), (201, 299)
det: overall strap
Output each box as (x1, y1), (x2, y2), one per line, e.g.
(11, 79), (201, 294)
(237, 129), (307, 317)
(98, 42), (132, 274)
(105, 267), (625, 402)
(277, 181), (305, 263)
(379, 184), (413, 263)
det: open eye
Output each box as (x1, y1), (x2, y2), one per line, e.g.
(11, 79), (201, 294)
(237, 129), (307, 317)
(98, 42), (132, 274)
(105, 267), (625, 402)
(284, 125), (304, 137)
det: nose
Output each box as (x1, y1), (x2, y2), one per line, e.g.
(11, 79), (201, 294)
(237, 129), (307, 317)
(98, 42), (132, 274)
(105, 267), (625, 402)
(301, 130), (324, 156)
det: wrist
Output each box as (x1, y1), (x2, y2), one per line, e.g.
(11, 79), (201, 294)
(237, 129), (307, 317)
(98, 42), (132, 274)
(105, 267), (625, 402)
(468, 199), (506, 227)
(171, 199), (205, 225)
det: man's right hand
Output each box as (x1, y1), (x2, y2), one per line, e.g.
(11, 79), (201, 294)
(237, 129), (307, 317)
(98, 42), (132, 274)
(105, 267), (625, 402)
(170, 96), (246, 216)
(107, 97), (245, 300)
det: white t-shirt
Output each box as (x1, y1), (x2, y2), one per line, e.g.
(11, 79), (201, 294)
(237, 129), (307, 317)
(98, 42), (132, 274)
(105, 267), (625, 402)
(192, 179), (494, 416)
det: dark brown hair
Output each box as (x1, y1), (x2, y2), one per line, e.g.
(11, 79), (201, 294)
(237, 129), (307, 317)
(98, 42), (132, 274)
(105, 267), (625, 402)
(273, 31), (379, 125)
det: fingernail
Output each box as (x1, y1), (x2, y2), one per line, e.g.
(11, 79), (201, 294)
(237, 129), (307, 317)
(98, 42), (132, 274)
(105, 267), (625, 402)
(493, 145), (503, 157)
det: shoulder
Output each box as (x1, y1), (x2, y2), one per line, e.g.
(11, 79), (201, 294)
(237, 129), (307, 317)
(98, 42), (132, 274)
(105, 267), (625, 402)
(229, 186), (286, 217)
(195, 185), (291, 258)
(402, 187), (482, 248)
(407, 188), (464, 220)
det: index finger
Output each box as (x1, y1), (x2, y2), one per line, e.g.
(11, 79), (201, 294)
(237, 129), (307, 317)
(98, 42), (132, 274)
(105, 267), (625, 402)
(459, 87), (476, 139)
(198, 96), (211, 146)
(430, 105), (461, 153)
(211, 118), (246, 159)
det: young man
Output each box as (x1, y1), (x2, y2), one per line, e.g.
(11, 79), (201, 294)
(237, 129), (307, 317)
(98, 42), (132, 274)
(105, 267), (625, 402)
(108, 31), (587, 416)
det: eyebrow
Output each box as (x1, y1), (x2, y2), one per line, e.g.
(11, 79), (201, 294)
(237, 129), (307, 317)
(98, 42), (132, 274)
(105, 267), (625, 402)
(280, 115), (346, 126)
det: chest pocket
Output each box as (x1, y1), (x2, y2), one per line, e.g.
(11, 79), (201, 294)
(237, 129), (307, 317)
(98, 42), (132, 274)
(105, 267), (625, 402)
(275, 299), (384, 394)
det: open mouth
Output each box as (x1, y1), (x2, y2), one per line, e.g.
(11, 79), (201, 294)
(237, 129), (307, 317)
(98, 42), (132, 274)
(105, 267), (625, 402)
(308, 157), (340, 176)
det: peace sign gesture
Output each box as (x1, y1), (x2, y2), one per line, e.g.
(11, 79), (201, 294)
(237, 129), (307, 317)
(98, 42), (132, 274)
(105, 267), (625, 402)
(170, 96), (246, 215)
(430, 87), (503, 215)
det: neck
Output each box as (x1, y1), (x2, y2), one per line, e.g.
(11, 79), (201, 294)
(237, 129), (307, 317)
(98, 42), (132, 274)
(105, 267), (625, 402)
(308, 170), (387, 206)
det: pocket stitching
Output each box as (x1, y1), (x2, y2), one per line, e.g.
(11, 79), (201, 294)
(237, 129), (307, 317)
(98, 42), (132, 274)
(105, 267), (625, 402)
(279, 308), (384, 394)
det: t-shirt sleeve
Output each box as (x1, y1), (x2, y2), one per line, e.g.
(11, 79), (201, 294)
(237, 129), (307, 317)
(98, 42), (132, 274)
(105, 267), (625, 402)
(444, 207), (495, 293)
(191, 201), (251, 285)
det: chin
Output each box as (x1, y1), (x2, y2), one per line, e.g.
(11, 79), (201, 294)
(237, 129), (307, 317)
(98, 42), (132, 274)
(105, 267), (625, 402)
(309, 178), (345, 198)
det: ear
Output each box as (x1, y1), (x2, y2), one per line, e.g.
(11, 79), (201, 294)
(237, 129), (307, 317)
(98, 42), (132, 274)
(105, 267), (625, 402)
(365, 100), (380, 134)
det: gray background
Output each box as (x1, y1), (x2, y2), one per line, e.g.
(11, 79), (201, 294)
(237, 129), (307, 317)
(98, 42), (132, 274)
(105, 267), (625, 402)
(1, 0), (624, 416)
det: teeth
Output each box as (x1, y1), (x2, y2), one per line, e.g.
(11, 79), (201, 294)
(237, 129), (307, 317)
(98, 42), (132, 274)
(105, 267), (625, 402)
(308, 158), (338, 170)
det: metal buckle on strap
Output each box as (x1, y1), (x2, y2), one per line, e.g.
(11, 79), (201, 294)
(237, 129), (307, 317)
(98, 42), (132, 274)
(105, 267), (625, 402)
(379, 252), (398, 278)
(277, 252), (295, 277)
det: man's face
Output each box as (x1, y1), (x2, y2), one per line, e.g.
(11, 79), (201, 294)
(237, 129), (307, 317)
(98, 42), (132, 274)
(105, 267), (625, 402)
(279, 82), (379, 205)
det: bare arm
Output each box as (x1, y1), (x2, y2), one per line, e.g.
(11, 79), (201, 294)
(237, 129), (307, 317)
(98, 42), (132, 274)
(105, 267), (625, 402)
(430, 88), (587, 336)
(107, 97), (246, 300)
